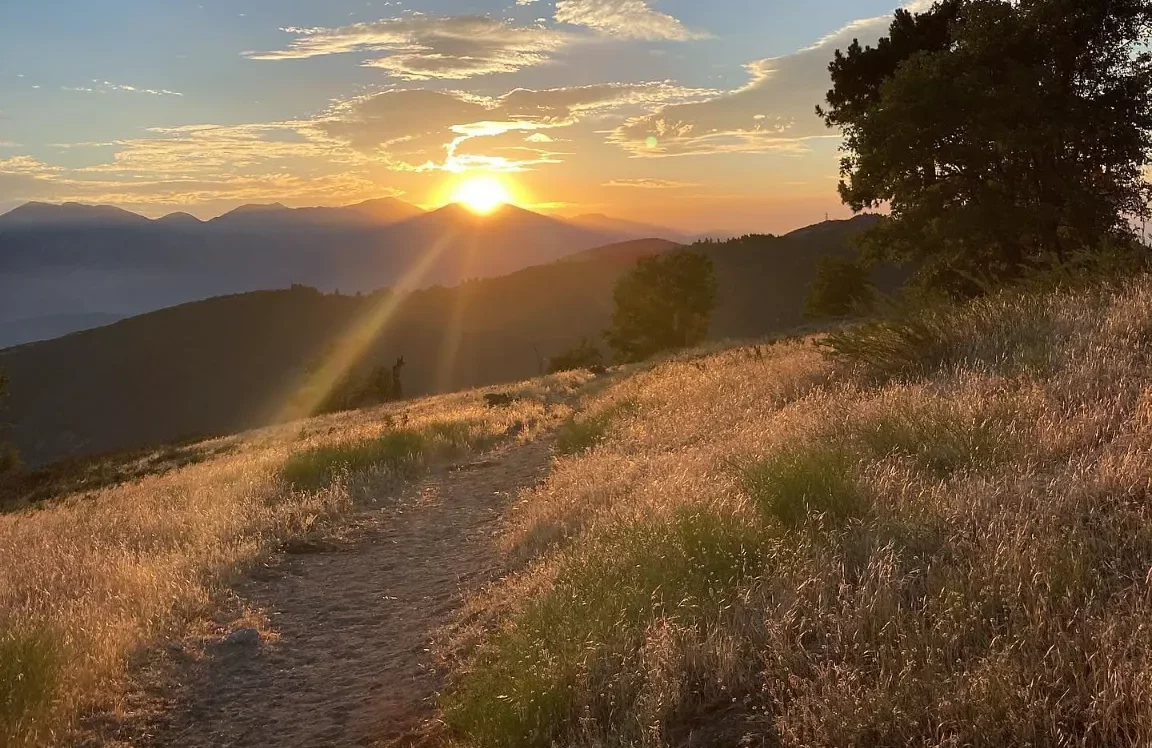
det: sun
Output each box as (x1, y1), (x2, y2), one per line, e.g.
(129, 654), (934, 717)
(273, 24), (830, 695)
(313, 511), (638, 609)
(452, 176), (511, 215)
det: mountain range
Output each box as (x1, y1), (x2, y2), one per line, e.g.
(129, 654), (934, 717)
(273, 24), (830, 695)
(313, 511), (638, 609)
(0, 198), (696, 347)
(0, 215), (889, 465)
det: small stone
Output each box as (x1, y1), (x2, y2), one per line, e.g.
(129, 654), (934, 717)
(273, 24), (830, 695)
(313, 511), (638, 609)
(223, 627), (261, 647)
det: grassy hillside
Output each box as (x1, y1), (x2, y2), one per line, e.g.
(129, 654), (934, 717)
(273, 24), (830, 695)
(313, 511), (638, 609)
(1, 216), (885, 465)
(0, 370), (597, 746)
(441, 276), (1152, 746)
(6, 272), (1151, 746)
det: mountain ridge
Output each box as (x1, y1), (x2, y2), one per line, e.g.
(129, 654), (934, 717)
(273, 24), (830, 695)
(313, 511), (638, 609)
(0, 215), (895, 465)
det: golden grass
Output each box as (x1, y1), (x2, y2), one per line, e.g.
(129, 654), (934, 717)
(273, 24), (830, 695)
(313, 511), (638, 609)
(445, 278), (1152, 746)
(0, 370), (592, 746)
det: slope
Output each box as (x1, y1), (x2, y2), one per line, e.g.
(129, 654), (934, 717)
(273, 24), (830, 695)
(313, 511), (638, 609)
(0, 216), (884, 465)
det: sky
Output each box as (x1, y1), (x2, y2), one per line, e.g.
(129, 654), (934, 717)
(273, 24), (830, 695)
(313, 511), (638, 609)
(0, 0), (918, 234)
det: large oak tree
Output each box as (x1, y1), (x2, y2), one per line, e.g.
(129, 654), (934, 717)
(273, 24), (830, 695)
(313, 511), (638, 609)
(820, 0), (1152, 294)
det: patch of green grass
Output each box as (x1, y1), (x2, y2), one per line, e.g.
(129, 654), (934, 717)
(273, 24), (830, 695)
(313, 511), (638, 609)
(281, 419), (500, 491)
(444, 508), (766, 748)
(854, 406), (1017, 477)
(555, 399), (639, 455)
(0, 626), (60, 745)
(740, 444), (868, 529)
(281, 428), (429, 491)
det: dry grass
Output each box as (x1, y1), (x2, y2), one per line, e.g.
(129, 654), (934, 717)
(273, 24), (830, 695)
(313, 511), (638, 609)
(445, 278), (1152, 747)
(0, 369), (593, 746)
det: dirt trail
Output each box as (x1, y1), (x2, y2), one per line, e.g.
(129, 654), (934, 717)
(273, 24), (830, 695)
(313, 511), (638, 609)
(117, 438), (551, 747)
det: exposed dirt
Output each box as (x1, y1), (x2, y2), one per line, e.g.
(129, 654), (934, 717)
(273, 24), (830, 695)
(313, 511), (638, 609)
(100, 438), (553, 747)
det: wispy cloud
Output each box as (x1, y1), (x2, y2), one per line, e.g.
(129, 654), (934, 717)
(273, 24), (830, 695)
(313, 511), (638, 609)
(607, 15), (895, 157)
(603, 177), (697, 188)
(62, 80), (184, 96)
(319, 81), (715, 172)
(554, 0), (708, 41)
(246, 16), (571, 80)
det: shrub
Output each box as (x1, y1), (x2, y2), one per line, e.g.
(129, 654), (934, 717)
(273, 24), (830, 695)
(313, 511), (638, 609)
(546, 338), (604, 374)
(740, 444), (868, 529)
(819, 312), (951, 381)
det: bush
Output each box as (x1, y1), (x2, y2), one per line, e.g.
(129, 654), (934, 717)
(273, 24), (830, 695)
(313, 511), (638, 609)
(740, 444), (868, 529)
(546, 338), (604, 374)
(819, 312), (951, 381)
(817, 289), (1067, 381)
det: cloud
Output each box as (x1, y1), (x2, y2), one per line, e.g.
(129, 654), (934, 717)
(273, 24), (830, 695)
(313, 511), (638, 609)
(246, 16), (570, 80)
(319, 81), (714, 172)
(0, 125), (387, 212)
(607, 13), (895, 157)
(525, 133), (554, 143)
(603, 177), (697, 188)
(63, 80), (183, 96)
(554, 0), (707, 41)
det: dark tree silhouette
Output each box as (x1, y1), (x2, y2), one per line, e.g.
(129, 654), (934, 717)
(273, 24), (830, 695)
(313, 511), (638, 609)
(805, 257), (875, 318)
(391, 356), (405, 400)
(0, 367), (19, 475)
(819, 0), (1152, 294)
(605, 250), (717, 362)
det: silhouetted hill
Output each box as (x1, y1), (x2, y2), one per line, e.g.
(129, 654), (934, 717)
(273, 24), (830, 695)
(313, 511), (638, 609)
(0, 201), (152, 228)
(206, 198), (425, 229)
(559, 238), (681, 264)
(0, 312), (125, 349)
(155, 212), (204, 227)
(0, 200), (624, 339)
(565, 214), (689, 242)
(1, 216), (891, 465)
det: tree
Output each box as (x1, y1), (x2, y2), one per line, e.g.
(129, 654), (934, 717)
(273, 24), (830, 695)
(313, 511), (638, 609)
(819, 0), (1152, 295)
(805, 257), (875, 318)
(0, 367), (18, 475)
(605, 250), (717, 362)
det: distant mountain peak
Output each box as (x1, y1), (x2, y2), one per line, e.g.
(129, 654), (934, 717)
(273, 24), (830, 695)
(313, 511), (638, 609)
(156, 211), (203, 224)
(224, 202), (290, 215)
(0, 201), (150, 226)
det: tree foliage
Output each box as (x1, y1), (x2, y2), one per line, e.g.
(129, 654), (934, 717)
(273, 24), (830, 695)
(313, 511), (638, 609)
(605, 251), (717, 362)
(0, 368), (19, 475)
(805, 257), (875, 318)
(820, 0), (1152, 294)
